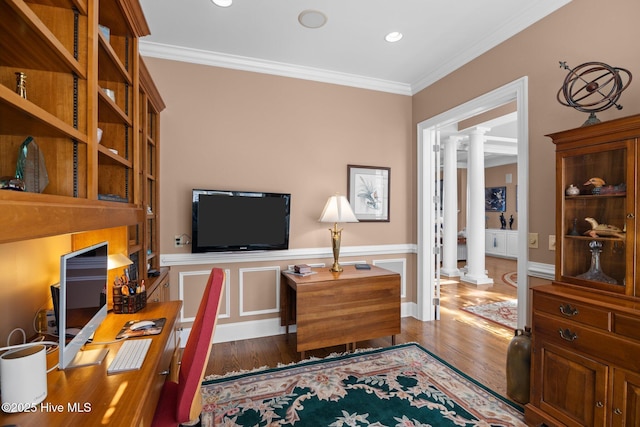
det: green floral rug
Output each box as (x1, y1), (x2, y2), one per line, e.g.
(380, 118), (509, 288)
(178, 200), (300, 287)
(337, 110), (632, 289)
(200, 343), (525, 426)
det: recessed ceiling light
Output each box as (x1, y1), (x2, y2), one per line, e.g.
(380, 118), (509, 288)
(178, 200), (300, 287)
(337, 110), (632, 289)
(298, 10), (328, 29)
(211, 0), (232, 7)
(385, 31), (403, 43)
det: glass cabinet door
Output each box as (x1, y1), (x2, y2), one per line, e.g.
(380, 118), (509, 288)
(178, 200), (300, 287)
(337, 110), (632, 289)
(558, 140), (634, 295)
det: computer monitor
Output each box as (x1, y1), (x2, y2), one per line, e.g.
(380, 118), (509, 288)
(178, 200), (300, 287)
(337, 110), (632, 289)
(53, 242), (109, 369)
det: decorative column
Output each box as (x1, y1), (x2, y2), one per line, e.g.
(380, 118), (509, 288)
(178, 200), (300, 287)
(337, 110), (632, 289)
(462, 127), (493, 286)
(441, 135), (461, 277)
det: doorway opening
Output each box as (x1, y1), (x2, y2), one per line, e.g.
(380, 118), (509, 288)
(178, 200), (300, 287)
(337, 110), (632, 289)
(416, 77), (529, 328)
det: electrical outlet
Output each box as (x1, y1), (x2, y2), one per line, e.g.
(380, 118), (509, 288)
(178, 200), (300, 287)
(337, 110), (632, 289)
(528, 232), (539, 248)
(46, 310), (57, 335)
(549, 235), (556, 251)
(174, 234), (184, 247)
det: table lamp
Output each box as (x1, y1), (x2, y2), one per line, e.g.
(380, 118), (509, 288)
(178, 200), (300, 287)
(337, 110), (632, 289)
(319, 194), (358, 272)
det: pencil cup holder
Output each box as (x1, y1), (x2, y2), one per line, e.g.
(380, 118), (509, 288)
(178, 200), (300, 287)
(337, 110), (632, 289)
(113, 282), (147, 313)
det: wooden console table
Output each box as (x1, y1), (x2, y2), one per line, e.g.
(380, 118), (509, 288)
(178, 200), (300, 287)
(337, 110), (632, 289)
(0, 301), (182, 427)
(281, 265), (401, 358)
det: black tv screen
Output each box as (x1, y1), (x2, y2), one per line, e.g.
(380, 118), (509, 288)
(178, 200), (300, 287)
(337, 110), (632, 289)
(192, 189), (291, 253)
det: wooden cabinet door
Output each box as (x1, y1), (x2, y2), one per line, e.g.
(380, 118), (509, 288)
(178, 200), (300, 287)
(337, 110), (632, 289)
(611, 368), (640, 426)
(533, 341), (608, 426)
(506, 231), (518, 258)
(146, 270), (170, 303)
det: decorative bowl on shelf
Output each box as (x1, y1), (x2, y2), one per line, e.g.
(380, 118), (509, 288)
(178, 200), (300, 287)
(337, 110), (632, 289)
(565, 184), (580, 196)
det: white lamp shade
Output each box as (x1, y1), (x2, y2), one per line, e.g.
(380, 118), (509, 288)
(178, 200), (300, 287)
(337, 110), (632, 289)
(108, 253), (133, 270)
(319, 195), (358, 223)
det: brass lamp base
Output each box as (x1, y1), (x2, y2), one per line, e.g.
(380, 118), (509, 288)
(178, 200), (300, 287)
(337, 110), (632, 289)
(329, 261), (343, 273)
(328, 222), (343, 272)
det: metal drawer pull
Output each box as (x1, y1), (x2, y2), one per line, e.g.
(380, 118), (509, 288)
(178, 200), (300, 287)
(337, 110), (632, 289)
(596, 401), (603, 408)
(559, 304), (579, 316)
(159, 370), (170, 376)
(558, 328), (578, 341)
(614, 408), (622, 415)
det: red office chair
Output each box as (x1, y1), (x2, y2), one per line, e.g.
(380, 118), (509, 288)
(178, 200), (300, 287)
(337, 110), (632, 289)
(152, 268), (225, 427)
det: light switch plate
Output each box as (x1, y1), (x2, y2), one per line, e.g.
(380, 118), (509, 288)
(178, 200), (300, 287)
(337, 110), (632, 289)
(528, 232), (539, 248)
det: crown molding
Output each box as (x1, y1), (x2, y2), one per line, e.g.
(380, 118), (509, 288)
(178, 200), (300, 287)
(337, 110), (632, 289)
(139, 41), (412, 96)
(140, 1), (570, 96)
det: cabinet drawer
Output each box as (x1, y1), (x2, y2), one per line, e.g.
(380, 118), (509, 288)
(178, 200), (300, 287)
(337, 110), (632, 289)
(534, 292), (611, 330)
(614, 313), (640, 343)
(534, 312), (640, 373)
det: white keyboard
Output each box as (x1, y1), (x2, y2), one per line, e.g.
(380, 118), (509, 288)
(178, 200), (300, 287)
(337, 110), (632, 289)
(107, 338), (152, 375)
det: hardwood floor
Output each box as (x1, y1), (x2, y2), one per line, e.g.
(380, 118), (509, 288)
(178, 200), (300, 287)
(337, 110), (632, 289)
(205, 257), (519, 403)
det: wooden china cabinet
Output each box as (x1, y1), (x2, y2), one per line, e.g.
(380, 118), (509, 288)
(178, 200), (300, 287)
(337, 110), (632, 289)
(0, 0), (167, 300)
(525, 114), (640, 427)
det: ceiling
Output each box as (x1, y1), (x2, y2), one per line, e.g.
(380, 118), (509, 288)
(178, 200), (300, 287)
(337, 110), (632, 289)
(138, 1), (571, 167)
(138, 0), (570, 96)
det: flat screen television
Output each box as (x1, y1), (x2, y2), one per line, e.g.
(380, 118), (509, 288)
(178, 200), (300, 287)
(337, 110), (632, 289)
(52, 241), (109, 369)
(192, 189), (291, 253)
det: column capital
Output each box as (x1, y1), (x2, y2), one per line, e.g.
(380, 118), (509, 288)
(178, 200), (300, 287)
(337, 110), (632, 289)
(465, 126), (491, 137)
(444, 134), (463, 143)
(443, 134), (464, 151)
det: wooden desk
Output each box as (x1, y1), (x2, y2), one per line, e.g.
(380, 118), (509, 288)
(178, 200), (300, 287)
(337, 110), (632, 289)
(0, 301), (182, 427)
(281, 265), (401, 358)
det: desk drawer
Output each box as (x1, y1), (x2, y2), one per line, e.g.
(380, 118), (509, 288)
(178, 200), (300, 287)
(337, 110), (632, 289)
(534, 292), (611, 330)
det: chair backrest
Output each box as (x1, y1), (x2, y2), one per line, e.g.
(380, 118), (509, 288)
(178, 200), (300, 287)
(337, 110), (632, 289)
(176, 267), (225, 423)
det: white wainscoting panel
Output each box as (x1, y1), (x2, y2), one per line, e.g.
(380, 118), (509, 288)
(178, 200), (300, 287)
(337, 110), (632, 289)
(372, 258), (407, 298)
(178, 268), (230, 323)
(239, 266), (281, 317)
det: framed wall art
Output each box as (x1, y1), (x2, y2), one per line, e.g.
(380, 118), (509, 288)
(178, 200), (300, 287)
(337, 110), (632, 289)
(347, 165), (390, 222)
(485, 186), (506, 212)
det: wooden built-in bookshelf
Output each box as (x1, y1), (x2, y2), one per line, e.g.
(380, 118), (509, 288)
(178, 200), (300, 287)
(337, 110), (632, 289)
(0, 0), (166, 299)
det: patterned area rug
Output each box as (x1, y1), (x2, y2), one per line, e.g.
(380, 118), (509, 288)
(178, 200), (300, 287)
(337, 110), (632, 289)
(461, 299), (517, 330)
(201, 343), (525, 426)
(502, 271), (517, 287)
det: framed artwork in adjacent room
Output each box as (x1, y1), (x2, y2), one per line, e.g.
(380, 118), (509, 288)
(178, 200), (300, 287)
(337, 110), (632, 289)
(347, 165), (390, 222)
(485, 186), (506, 212)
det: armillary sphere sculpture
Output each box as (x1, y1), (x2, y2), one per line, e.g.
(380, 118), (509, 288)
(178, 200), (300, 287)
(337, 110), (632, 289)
(557, 61), (632, 126)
